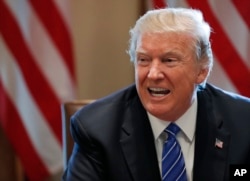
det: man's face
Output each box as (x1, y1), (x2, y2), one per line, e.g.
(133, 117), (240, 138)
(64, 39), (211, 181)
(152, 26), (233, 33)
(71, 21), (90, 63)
(134, 32), (208, 121)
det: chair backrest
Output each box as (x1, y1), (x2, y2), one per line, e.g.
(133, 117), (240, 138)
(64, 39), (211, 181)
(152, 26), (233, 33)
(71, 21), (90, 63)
(61, 99), (95, 169)
(0, 125), (24, 181)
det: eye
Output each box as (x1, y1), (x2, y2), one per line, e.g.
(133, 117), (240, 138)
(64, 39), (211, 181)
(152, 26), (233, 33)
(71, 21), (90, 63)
(162, 58), (179, 67)
(136, 55), (151, 66)
(163, 58), (175, 62)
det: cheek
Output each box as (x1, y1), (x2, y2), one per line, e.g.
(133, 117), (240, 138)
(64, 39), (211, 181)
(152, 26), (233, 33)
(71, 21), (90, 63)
(134, 67), (139, 83)
(135, 67), (147, 84)
(170, 68), (197, 89)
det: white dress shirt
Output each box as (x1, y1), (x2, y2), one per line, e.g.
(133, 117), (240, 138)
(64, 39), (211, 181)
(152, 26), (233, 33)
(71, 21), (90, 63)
(148, 97), (197, 181)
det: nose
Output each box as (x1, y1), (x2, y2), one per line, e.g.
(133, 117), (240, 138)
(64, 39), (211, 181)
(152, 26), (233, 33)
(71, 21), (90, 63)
(147, 62), (164, 79)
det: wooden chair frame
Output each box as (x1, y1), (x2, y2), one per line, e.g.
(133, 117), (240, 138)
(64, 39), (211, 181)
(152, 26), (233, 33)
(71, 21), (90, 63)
(61, 99), (95, 169)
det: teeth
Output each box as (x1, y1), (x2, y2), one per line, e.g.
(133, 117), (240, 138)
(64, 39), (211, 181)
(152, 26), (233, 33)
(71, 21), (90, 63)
(151, 93), (166, 97)
(148, 87), (170, 96)
(149, 88), (167, 91)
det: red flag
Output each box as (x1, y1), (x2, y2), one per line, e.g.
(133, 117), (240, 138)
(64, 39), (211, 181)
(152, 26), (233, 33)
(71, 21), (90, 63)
(148, 0), (250, 97)
(0, 0), (76, 180)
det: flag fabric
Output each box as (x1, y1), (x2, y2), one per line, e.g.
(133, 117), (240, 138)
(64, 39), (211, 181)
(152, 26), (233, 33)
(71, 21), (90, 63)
(147, 0), (250, 97)
(0, 0), (76, 180)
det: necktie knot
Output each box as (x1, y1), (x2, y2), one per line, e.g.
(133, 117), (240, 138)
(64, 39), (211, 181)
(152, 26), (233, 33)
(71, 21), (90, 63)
(165, 123), (180, 137)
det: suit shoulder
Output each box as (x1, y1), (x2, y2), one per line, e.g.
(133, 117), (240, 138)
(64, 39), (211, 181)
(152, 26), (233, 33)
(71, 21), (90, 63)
(71, 84), (138, 124)
(69, 84), (140, 143)
(199, 83), (250, 111)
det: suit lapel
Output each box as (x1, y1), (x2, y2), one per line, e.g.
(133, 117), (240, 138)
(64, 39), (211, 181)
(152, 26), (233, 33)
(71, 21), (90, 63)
(193, 89), (231, 181)
(120, 96), (161, 181)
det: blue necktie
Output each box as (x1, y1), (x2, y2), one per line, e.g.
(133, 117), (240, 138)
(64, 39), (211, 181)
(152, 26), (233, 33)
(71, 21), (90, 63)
(162, 123), (188, 181)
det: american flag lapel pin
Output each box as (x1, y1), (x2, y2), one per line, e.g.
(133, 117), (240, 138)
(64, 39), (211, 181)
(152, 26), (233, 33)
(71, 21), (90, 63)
(215, 138), (223, 149)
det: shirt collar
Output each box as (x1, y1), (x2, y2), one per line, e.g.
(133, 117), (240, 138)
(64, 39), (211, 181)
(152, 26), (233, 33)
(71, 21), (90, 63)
(148, 96), (197, 142)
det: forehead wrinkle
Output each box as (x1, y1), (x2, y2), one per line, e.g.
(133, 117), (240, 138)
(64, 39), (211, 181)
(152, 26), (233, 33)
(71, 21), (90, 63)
(137, 32), (194, 49)
(136, 42), (189, 59)
(136, 32), (196, 62)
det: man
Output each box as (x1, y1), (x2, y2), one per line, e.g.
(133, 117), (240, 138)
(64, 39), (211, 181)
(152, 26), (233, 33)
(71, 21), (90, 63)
(63, 7), (250, 181)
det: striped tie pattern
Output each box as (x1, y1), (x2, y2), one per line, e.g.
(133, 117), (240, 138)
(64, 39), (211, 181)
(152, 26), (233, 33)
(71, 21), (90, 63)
(162, 123), (188, 181)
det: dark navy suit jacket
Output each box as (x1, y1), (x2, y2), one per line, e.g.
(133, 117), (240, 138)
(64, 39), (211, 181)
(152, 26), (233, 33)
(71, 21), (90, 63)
(63, 83), (250, 181)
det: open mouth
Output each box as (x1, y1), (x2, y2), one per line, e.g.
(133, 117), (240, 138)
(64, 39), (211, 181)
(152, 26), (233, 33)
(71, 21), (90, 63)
(148, 87), (171, 97)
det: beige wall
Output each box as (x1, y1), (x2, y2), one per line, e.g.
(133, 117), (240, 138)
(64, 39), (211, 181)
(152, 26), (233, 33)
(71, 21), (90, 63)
(71, 1), (141, 99)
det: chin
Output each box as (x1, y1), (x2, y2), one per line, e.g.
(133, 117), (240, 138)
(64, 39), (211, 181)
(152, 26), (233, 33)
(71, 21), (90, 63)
(148, 107), (167, 118)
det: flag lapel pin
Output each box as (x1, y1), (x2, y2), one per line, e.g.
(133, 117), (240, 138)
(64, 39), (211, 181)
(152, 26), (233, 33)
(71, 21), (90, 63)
(215, 138), (224, 149)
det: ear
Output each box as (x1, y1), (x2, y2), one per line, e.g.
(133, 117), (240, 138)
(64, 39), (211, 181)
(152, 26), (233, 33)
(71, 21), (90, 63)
(196, 67), (209, 84)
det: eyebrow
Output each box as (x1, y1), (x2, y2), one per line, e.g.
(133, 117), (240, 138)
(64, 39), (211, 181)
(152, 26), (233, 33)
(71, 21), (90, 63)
(136, 49), (183, 58)
(162, 51), (183, 58)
